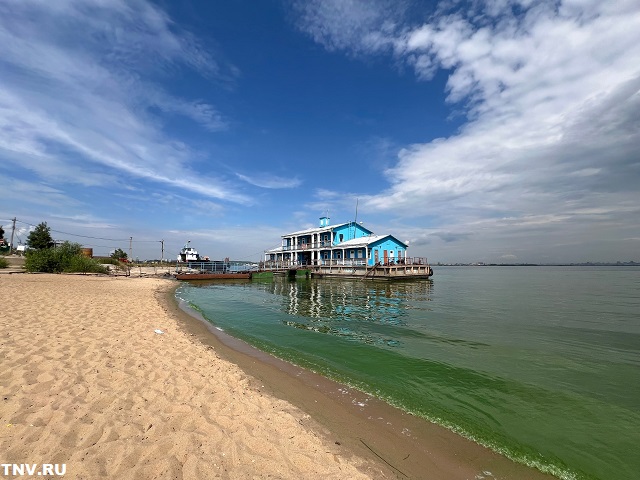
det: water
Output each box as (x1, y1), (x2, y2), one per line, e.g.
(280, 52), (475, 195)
(177, 266), (640, 480)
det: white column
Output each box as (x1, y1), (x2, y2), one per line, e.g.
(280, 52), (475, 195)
(292, 236), (296, 265)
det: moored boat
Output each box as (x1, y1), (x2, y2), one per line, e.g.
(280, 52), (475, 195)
(177, 241), (209, 262)
(175, 241), (252, 280)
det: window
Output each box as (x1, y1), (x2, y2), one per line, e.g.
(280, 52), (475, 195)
(339, 234), (344, 242)
(350, 250), (355, 258)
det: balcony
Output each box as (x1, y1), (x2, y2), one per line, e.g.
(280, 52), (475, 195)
(281, 241), (334, 251)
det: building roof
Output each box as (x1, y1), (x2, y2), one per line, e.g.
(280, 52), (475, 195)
(336, 235), (386, 248)
(281, 222), (349, 237)
(337, 234), (407, 249)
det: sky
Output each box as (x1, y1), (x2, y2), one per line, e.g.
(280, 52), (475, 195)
(1, 0), (639, 264)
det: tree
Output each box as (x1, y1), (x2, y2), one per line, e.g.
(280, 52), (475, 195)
(111, 248), (128, 260)
(0, 225), (4, 239)
(27, 222), (54, 250)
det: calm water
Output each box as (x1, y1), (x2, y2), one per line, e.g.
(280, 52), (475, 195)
(177, 266), (640, 480)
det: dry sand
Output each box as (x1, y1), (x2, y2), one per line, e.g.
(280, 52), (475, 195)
(1, 274), (555, 480)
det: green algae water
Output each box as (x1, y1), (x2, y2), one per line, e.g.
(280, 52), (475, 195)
(177, 266), (640, 480)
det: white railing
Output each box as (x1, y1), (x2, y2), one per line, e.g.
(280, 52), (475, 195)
(280, 241), (334, 251)
(261, 257), (429, 269)
(317, 259), (367, 266)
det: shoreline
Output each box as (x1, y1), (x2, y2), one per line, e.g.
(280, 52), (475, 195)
(1, 274), (556, 479)
(168, 280), (556, 480)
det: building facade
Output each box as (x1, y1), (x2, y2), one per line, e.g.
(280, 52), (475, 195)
(265, 216), (409, 267)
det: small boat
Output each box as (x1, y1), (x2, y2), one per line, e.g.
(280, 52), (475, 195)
(175, 241), (251, 280)
(177, 241), (209, 262)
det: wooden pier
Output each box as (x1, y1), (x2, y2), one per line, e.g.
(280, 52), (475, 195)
(259, 258), (433, 281)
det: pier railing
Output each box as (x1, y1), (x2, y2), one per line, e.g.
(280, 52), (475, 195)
(260, 257), (429, 269)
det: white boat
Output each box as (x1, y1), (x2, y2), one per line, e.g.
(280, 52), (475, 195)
(177, 241), (209, 262)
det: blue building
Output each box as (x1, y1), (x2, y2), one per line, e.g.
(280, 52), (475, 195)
(265, 216), (409, 267)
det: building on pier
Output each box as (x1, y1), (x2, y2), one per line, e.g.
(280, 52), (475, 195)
(264, 216), (409, 267)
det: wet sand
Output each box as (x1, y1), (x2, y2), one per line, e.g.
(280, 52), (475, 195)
(0, 274), (554, 479)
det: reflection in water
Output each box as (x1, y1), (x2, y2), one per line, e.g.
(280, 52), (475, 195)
(256, 278), (433, 347)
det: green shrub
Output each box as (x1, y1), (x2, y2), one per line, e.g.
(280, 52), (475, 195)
(25, 241), (108, 274)
(66, 255), (108, 274)
(25, 248), (63, 273)
(99, 257), (122, 266)
(0, 257), (8, 269)
(57, 241), (82, 258)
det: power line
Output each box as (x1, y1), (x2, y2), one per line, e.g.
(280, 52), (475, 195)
(13, 219), (130, 242)
(10, 218), (159, 243)
(53, 231), (131, 241)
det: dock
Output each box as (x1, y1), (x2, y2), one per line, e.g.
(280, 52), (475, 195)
(258, 258), (433, 280)
(172, 258), (433, 282)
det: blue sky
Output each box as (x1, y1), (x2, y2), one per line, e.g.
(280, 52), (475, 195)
(1, 0), (639, 263)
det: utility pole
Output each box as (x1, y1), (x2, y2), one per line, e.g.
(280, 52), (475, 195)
(10, 217), (16, 249)
(160, 239), (164, 264)
(129, 236), (132, 261)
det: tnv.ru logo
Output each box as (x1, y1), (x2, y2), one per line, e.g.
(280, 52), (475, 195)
(1, 464), (66, 477)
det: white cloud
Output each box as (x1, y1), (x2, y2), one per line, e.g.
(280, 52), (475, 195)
(382, 2), (640, 222)
(236, 173), (302, 189)
(0, 177), (78, 208)
(0, 0), (245, 205)
(294, 0), (640, 261)
(291, 0), (400, 55)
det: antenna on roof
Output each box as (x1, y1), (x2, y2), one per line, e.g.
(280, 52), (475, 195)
(354, 198), (358, 224)
(353, 198), (359, 238)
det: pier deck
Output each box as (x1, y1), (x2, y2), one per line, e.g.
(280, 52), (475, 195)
(259, 259), (433, 280)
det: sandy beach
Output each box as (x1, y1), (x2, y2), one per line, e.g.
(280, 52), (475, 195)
(1, 274), (554, 479)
